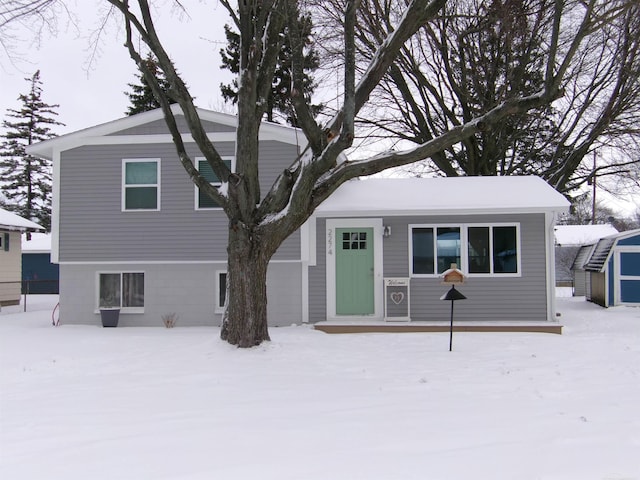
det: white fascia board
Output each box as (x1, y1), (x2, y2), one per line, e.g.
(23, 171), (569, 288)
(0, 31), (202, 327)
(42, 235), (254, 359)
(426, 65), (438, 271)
(26, 106), (304, 158)
(26, 108), (167, 159)
(613, 228), (640, 241)
(313, 206), (570, 218)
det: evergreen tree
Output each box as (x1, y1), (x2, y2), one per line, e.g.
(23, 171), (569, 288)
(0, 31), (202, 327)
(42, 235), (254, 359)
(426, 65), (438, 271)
(124, 52), (174, 115)
(219, 14), (323, 126)
(0, 70), (63, 232)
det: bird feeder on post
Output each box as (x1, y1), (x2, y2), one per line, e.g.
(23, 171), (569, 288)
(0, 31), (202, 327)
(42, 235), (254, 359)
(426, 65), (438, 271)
(440, 264), (467, 351)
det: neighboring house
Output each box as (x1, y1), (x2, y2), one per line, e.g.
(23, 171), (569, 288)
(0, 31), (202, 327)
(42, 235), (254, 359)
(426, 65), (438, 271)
(22, 233), (59, 294)
(27, 107), (569, 331)
(0, 208), (43, 306)
(554, 224), (618, 288)
(582, 229), (640, 307)
(571, 244), (596, 297)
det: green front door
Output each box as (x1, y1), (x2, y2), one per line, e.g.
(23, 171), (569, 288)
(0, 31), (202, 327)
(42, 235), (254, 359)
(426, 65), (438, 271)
(336, 228), (375, 315)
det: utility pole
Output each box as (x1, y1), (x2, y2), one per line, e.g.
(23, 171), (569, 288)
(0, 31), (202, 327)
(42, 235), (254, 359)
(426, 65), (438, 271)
(590, 150), (597, 224)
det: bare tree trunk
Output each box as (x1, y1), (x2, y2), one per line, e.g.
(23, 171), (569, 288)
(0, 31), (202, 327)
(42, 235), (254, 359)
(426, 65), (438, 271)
(221, 224), (271, 347)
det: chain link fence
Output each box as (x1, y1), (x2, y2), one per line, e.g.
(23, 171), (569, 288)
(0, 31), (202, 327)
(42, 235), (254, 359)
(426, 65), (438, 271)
(0, 280), (59, 311)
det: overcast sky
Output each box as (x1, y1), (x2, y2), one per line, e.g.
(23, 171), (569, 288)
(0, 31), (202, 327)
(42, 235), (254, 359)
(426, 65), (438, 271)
(1, 1), (637, 216)
(0, 1), (234, 133)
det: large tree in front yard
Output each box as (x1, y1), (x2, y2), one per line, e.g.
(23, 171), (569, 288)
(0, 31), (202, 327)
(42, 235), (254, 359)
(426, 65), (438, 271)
(105, 0), (617, 347)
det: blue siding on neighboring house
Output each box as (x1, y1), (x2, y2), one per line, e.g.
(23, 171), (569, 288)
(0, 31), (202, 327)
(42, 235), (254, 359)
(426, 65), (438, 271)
(22, 253), (59, 293)
(583, 230), (640, 306)
(618, 234), (640, 246)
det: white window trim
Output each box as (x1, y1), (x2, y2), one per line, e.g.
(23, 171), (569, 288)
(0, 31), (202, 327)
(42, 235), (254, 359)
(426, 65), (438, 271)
(95, 271), (145, 314)
(215, 270), (228, 313)
(122, 158), (161, 212)
(194, 156), (235, 210)
(409, 223), (521, 278)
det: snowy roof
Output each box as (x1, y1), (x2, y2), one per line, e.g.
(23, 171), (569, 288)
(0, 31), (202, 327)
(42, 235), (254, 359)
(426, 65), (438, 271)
(0, 207), (43, 231)
(21, 233), (52, 253)
(571, 244), (596, 270)
(554, 224), (618, 246)
(315, 176), (569, 216)
(26, 105), (304, 160)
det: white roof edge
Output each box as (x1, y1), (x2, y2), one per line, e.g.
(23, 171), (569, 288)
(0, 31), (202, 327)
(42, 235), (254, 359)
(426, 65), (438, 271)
(26, 105), (303, 158)
(0, 208), (43, 231)
(314, 206), (569, 217)
(315, 176), (570, 215)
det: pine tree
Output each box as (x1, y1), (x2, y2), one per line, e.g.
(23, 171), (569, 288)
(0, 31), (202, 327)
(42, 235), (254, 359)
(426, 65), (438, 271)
(0, 70), (63, 232)
(219, 14), (323, 126)
(124, 52), (174, 115)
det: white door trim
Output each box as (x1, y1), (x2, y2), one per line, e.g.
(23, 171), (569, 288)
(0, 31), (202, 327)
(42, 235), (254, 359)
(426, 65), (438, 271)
(326, 218), (383, 321)
(615, 249), (640, 306)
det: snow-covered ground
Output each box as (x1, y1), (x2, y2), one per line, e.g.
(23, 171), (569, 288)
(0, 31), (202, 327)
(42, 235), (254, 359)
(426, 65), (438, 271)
(1, 293), (639, 480)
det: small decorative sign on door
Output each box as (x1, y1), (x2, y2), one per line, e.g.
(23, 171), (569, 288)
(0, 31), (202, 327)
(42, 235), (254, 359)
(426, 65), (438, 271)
(384, 277), (410, 321)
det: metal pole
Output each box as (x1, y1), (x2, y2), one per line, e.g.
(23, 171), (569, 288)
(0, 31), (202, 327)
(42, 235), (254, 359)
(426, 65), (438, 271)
(23, 281), (28, 312)
(449, 299), (455, 351)
(592, 150), (597, 224)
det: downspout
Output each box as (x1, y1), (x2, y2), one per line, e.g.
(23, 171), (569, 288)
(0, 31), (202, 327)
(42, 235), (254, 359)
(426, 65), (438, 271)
(546, 211), (559, 323)
(51, 149), (61, 264)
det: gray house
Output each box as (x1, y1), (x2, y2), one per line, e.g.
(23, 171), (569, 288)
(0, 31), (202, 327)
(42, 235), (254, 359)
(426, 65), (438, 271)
(27, 107), (569, 331)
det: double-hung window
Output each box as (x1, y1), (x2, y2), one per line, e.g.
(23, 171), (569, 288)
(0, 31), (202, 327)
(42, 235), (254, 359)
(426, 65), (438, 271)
(99, 272), (145, 311)
(196, 157), (234, 209)
(410, 224), (520, 276)
(123, 159), (160, 211)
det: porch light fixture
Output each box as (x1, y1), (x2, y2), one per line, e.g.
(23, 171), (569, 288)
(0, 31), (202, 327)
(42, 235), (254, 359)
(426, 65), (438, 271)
(383, 225), (391, 237)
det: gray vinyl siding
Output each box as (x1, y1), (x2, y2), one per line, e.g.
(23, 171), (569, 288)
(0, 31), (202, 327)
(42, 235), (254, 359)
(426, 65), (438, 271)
(108, 117), (235, 136)
(574, 270), (590, 296)
(308, 218), (328, 321)
(59, 261), (302, 327)
(58, 140), (300, 262)
(309, 213), (550, 323)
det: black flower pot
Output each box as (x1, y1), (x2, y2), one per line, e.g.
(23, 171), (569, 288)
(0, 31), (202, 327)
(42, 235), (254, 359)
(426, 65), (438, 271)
(100, 308), (120, 327)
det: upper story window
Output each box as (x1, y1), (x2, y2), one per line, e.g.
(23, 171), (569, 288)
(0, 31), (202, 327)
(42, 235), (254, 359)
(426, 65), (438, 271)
(195, 157), (234, 210)
(410, 224), (520, 277)
(122, 159), (160, 211)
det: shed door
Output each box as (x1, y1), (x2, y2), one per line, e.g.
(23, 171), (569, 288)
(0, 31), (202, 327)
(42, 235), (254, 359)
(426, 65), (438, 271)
(335, 228), (375, 315)
(619, 252), (640, 303)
